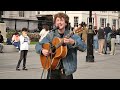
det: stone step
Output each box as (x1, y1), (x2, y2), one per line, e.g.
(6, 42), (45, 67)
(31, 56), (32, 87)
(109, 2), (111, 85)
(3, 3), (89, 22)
(3, 45), (35, 53)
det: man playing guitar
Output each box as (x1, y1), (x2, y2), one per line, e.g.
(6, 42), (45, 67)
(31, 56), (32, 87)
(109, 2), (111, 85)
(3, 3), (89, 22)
(36, 12), (87, 79)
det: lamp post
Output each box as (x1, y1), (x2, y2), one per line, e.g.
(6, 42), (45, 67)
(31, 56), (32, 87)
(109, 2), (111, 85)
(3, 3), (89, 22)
(86, 11), (94, 62)
(65, 11), (66, 14)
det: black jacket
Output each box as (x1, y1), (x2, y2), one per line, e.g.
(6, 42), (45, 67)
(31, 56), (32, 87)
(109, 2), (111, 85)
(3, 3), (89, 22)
(110, 30), (118, 38)
(98, 29), (105, 39)
(104, 27), (112, 36)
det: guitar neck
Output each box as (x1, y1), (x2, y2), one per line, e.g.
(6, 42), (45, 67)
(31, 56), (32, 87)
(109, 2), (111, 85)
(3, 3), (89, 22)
(51, 29), (81, 53)
(55, 39), (64, 49)
(55, 31), (74, 49)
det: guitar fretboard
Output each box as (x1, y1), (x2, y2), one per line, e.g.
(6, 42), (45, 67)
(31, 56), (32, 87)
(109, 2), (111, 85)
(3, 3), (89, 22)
(55, 31), (74, 49)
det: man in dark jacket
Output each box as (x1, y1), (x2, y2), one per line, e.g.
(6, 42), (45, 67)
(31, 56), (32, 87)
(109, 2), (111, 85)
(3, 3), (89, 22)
(0, 31), (4, 53)
(98, 26), (105, 55)
(104, 23), (112, 54)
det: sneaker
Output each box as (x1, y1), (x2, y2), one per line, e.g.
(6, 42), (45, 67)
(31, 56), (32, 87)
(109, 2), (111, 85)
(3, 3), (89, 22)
(0, 51), (4, 53)
(113, 53), (116, 55)
(110, 53), (113, 55)
(104, 52), (107, 54)
(95, 51), (98, 53)
(99, 53), (104, 55)
(16, 68), (20, 71)
(22, 67), (28, 70)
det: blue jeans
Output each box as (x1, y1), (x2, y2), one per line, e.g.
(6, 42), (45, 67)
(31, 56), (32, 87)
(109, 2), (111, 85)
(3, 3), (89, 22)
(93, 35), (98, 50)
(13, 42), (20, 50)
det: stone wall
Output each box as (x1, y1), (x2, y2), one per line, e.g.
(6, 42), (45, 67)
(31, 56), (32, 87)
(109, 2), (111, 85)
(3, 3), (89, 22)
(0, 23), (6, 42)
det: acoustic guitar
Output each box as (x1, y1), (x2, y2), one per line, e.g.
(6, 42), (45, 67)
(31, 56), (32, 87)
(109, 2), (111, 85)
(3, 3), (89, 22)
(40, 28), (82, 70)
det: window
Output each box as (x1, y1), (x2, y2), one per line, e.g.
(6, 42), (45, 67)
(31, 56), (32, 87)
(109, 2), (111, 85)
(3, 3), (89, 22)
(112, 19), (117, 28)
(19, 11), (24, 17)
(87, 17), (94, 26)
(74, 17), (79, 27)
(100, 11), (107, 13)
(37, 11), (40, 14)
(100, 18), (106, 27)
(112, 11), (118, 13)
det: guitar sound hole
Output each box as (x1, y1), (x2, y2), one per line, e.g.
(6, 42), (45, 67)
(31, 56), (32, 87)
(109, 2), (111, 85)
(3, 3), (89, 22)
(51, 46), (56, 53)
(62, 43), (66, 46)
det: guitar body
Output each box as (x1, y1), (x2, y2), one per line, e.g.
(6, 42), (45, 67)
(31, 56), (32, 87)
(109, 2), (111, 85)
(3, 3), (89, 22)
(40, 43), (51, 70)
(40, 37), (67, 70)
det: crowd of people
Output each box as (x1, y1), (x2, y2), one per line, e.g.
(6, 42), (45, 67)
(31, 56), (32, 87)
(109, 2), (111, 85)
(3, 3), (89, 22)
(93, 23), (120, 55)
(73, 22), (120, 56)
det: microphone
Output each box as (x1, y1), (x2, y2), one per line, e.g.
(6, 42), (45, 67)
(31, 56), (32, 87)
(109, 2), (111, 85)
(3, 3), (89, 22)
(51, 26), (59, 31)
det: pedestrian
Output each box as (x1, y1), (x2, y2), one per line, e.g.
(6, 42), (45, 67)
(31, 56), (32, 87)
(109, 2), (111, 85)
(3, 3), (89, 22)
(11, 32), (20, 52)
(110, 25), (117, 55)
(35, 12), (87, 79)
(39, 22), (50, 42)
(93, 26), (98, 53)
(104, 23), (112, 54)
(98, 25), (105, 55)
(0, 31), (4, 53)
(80, 22), (88, 44)
(16, 28), (30, 71)
(116, 28), (120, 45)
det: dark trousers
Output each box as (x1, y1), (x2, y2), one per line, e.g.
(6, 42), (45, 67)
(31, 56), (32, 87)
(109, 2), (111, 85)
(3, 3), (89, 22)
(16, 50), (28, 68)
(107, 42), (111, 51)
(104, 42), (111, 53)
(47, 69), (73, 79)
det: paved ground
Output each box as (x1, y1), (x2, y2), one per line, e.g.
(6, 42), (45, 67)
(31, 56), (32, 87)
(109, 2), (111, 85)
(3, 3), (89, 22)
(0, 45), (120, 79)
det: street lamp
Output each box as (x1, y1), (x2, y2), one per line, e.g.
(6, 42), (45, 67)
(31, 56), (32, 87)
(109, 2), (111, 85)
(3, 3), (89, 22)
(65, 11), (66, 14)
(86, 11), (94, 62)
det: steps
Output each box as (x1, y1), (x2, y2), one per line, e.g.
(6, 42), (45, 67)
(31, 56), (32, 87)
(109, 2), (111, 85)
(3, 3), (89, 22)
(3, 45), (35, 53)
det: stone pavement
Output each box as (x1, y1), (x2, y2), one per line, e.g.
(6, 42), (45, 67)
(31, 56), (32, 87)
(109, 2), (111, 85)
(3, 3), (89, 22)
(0, 45), (120, 79)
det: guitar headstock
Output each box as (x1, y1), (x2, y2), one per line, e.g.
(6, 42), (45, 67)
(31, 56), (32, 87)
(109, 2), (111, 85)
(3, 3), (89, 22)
(75, 28), (83, 33)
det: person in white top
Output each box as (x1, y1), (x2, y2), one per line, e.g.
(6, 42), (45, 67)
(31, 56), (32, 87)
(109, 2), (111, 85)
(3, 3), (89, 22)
(16, 28), (30, 71)
(11, 32), (20, 51)
(39, 22), (50, 42)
